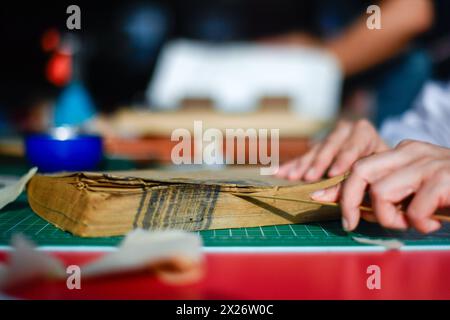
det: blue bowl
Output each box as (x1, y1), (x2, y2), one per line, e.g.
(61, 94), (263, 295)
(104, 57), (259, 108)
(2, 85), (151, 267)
(25, 127), (103, 173)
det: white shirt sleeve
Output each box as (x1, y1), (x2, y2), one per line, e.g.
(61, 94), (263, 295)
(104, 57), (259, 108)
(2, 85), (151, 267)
(380, 81), (450, 148)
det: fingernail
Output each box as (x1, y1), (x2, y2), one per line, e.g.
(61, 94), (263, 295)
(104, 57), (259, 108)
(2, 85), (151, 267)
(305, 168), (316, 179)
(392, 214), (408, 230)
(328, 166), (339, 176)
(310, 189), (325, 199)
(342, 217), (350, 231)
(288, 172), (298, 180)
(426, 220), (441, 232)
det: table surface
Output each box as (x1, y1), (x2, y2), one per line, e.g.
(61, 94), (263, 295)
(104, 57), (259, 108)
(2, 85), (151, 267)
(1, 158), (450, 300)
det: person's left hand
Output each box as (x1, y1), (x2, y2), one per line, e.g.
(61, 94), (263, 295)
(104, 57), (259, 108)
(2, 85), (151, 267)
(310, 140), (450, 234)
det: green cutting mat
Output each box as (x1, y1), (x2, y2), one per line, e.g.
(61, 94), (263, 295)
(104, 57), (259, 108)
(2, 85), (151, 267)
(1, 194), (450, 248)
(1, 158), (449, 248)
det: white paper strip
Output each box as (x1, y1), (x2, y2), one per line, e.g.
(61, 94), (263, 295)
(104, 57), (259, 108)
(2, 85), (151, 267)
(0, 229), (203, 292)
(0, 167), (37, 211)
(0, 235), (65, 289)
(352, 236), (404, 250)
(82, 229), (203, 277)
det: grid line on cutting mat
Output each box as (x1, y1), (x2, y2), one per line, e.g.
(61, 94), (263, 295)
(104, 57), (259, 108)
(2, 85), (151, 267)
(0, 199), (450, 247)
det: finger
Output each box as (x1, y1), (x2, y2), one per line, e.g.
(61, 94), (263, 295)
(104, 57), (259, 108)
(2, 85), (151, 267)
(375, 139), (390, 153)
(406, 174), (450, 233)
(276, 144), (320, 179)
(340, 149), (424, 232)
(340, 172), (367, 231)
(310, 182), (380, 226)
(277, 152), (309, 178)
(348, 148), (418, 183)
(287, 144), (321, 181)
(328, 122), (390, 177)
(368, 158), (445, 230)
(310, 183), (342, 202)
(368, 157), (442, 202)
(276, 158), (299, 178)
(368, 160), (434, 230)
(371, 194), (409, 230)
(328, 145), (362, 177)
(328, 121), (375, 176)
(304, 121), (352, 181)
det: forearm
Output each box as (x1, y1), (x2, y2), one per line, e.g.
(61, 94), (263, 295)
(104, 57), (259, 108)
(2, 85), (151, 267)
(325, 0), (434, 76)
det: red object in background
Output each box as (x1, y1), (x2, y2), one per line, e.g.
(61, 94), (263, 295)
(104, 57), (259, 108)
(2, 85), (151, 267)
(41, 28), (60, 52)
(1, 251), (450, 300)
(42, 28), (72, 87)
(46, 51), (72, 87)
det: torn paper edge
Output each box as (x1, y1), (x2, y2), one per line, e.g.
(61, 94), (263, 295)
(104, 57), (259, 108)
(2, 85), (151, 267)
(0, 234), (66, 289)
(0, 229), (203, 291)
(0, 167), (37, 211)
(352, 236), (404, 250)
(81, 229), (203, 277)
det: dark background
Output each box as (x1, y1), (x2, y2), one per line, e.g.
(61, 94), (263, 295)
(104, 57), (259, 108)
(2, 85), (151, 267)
(1, 0), (449, 116)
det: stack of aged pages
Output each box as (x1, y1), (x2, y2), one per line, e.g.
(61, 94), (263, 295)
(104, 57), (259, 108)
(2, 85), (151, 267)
(27, 168), (344, 237)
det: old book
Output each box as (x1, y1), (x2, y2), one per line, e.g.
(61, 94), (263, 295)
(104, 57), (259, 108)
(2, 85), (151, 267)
(27, 168), (345, 237)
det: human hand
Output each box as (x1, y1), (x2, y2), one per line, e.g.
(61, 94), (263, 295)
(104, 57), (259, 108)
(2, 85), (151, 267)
(277, 119), (389, 182)
(311, 140), (450, 233)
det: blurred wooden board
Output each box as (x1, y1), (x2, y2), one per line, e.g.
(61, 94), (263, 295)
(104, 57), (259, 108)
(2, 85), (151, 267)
(104, 136), (309, 163)
(105, 109), (331, 138)
(0, 138), (23, 158)
(1, 109), (327, 163)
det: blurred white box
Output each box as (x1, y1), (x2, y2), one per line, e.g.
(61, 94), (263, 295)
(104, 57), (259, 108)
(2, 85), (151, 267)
(147, 39), (342, 121)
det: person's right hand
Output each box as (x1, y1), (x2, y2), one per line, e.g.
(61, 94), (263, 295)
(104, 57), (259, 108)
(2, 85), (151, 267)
(276, 119), (389, 182)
